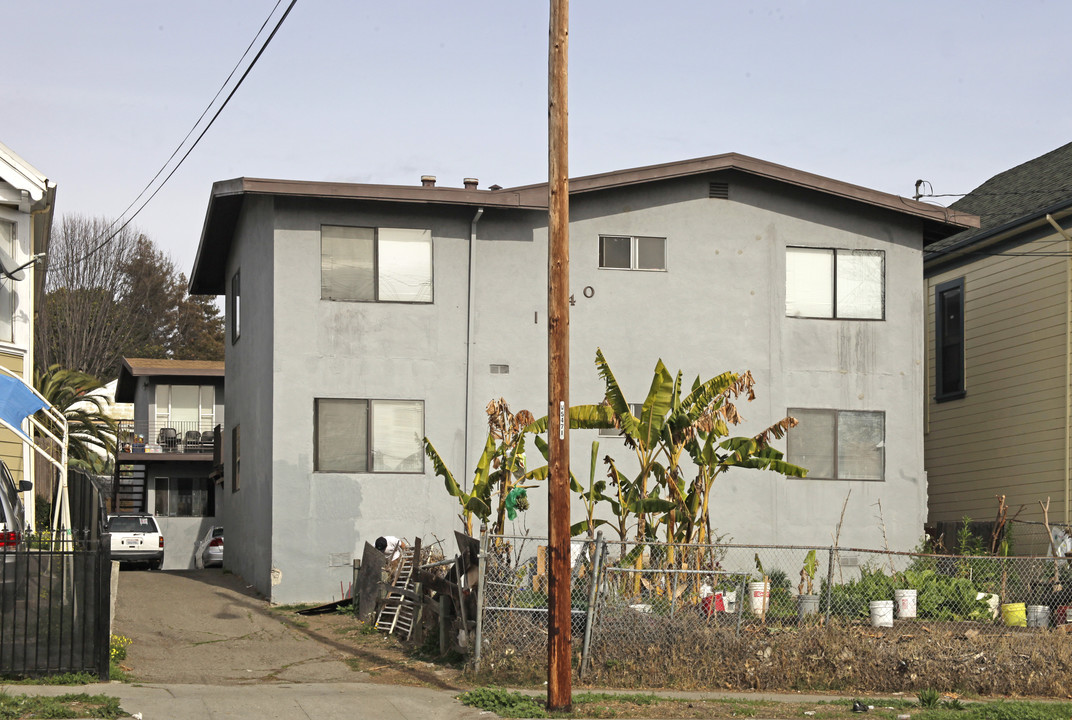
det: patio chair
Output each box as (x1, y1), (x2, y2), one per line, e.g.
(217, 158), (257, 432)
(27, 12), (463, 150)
(184, 430), (201, 453)
(158, 427), (178, 451)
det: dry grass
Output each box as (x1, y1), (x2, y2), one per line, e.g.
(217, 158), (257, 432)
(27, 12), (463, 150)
(478, 613), (1072, 697)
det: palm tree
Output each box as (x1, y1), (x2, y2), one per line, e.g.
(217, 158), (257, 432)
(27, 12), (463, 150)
(34, 365), (118, 472)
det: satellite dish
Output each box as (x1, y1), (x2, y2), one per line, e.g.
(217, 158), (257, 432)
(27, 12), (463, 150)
(0, 246), (24, 282)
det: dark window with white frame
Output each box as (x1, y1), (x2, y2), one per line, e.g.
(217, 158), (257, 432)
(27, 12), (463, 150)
(786, 409), (885, 481)
(599, 235), (666, 271)
(315, 398), (425, 473)
(786, 247), (885, 319)
(935, 278), (965, 401)
(231, 270), (240, 343)
(599, 402), (645, 436)
(154, 477), (215, 517)
(321, 226), (433, 303)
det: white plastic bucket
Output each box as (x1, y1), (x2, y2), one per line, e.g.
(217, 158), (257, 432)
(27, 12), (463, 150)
(894, 589), (917, 619)
(748, 582), (770, 615)
(869, 600), (894, 628)
(1027, 605), (1050, 628)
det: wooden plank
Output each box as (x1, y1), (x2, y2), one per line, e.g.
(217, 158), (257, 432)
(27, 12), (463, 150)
(357, 542), (386, 623)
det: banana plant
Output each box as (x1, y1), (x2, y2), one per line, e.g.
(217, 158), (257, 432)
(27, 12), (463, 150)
(424, 434), (495, 536)
(424, 398), (537, 536)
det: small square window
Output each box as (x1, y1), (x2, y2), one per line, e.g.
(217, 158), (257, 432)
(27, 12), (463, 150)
(599, 402), (645, 436)
(599, 235), (666, 271)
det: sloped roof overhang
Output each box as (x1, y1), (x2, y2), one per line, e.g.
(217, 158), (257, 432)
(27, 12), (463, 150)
(115, 358), (225, 403)
(191, 152), (979, 294)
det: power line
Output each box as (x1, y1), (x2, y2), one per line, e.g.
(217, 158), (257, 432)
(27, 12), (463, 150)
(53, 0), (297, 271)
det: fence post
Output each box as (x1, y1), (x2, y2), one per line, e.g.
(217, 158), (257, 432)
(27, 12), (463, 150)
(824, 547), (834, 626)
(735, 575), (745, 638)
(97, 536), (112, 681)
(472, 524), (488, 671)
(579, 532), (603, 678)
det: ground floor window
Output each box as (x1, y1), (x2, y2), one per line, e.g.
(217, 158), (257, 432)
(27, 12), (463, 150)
(315, 398), (425, 473)
(786, 409), (885, 481)
(154, 477), (216, 516)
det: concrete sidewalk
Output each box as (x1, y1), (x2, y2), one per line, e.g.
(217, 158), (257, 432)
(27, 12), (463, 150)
(9, 681), (487, 720)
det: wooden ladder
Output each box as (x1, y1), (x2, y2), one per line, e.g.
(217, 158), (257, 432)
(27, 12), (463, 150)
(375, 539), (421, 640)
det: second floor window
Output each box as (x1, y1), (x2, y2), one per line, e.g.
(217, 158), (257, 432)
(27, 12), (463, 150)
(321, 226), (433, 303)
(935, 278), (965, 401)
(0, 221), (16, 343)
(786, 247), (884, 320)
(156, 384), (216, 435)
(231, 270), (241, 343)
(599, 235), (666, 271)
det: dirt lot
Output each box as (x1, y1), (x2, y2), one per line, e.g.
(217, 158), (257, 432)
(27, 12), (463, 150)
(112, 567), (467, 688)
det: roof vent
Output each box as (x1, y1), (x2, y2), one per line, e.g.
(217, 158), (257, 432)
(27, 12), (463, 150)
(488, 184), (502, 191)
(463, 178), (479, 190)
(709, 181), (729, 199)
(421, 175), (437, 188)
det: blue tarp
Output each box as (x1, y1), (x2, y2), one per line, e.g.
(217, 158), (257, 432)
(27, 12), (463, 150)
(0, 374), (46, 444)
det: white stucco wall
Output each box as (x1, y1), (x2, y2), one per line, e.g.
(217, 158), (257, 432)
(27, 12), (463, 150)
(223, 173), (930, 603)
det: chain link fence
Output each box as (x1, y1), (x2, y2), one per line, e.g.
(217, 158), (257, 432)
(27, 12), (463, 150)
(474, 532), (1072, 687)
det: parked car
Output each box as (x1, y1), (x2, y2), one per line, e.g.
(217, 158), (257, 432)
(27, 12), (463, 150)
(107, 514), (164, 569)
(0, 460), (30, 590)
(198, 526), (223, 568)
(0, 461), (28, 548)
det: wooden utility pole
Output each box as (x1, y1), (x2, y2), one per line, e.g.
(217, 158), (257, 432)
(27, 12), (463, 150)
(547, 0), (571, 711)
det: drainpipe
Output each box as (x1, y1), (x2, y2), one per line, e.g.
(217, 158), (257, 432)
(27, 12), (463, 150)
(463, 207), (484, 488)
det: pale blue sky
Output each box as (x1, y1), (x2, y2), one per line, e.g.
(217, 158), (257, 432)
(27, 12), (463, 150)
(4, 1), (1070, 278)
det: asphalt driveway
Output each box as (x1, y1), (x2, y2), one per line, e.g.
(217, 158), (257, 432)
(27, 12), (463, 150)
(112, 568), (356, 684)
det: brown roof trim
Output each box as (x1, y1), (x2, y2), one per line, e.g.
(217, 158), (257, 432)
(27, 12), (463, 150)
(122, 358), (224, 376)
(507, 152), (979, 229)
(115, 358), (225, 403)
(208, 176), (532, 209)
(190, 154), (979, 295)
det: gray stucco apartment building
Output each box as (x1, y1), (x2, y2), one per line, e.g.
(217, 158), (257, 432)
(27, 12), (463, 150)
(190, 153), (977, 604)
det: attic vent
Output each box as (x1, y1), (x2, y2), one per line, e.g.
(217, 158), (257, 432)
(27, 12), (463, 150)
(708, 181), (729, 199)
(490, 364), (510, 374)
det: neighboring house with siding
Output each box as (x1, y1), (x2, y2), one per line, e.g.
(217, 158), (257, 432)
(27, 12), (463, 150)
(113, 357), (224, 569)
(925, 142), (1072, 549)
(189, 153), (975, 603)
(0, 141), (54, 528)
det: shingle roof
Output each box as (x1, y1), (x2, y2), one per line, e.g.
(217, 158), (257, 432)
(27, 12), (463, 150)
(925, 141), (1072, 259)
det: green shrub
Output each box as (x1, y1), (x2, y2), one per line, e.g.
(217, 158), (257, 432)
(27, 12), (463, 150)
(457, 687), (544, 718)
